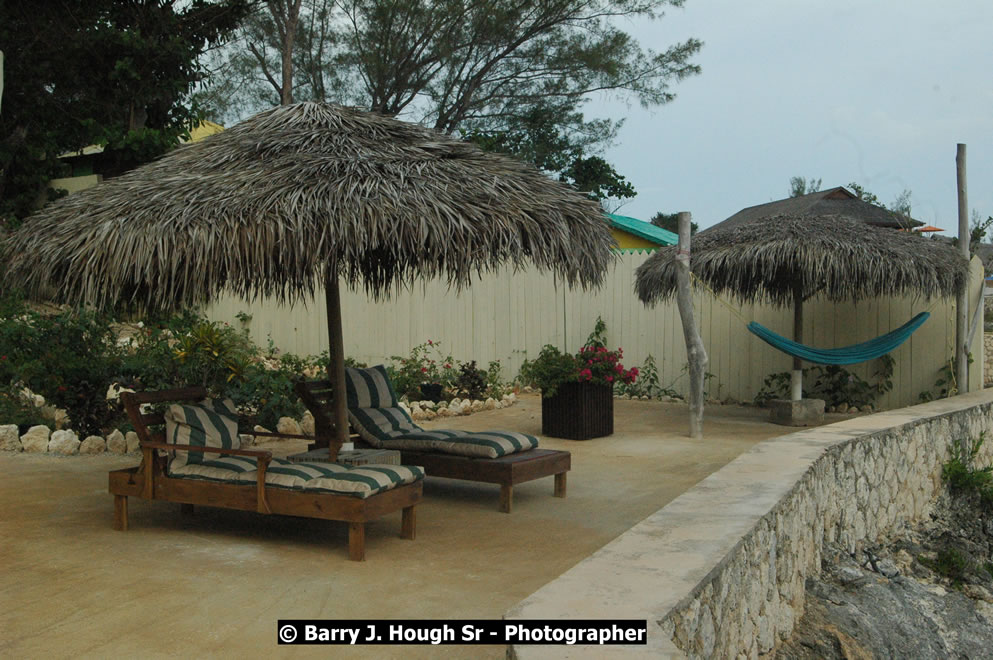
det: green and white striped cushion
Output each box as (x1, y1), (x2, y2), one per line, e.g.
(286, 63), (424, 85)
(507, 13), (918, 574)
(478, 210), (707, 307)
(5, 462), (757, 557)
(345, 365), (399, 409)
(382, 430), (539, 459)
(348, 404), (539, 458)
(164, 398), (240, 468)
(347, 406), (419, 447)
(167, 455), (424, 499)
(343, 367), (539, 458)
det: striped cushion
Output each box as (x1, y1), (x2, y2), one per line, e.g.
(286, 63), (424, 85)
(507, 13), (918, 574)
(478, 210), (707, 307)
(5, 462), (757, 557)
(382, 430), (539, 459)
(344, 369), (539, 458)
(164, 398), (240, 468)
(347, 406), (419, 448)
(167, 455), (424, 499)
(345, 365), (399, 409)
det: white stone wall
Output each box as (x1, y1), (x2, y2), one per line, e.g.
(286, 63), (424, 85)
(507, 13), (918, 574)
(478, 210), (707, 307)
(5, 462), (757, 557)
(507, 390), (993, 659)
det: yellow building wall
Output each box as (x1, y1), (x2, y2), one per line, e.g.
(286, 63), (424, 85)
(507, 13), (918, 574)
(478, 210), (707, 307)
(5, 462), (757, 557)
(48, 174), (102, 194)
(610, 227), (658, 249)
(186, 120), (224, 142)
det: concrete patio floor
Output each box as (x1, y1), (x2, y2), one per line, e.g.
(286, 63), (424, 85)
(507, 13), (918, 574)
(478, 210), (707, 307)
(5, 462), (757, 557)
(1, 395), (790, 658)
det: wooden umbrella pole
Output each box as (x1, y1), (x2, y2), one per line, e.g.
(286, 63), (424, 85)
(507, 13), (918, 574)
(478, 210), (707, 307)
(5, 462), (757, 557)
(792, 284), (803, 401)
(324, 266), (349, 458)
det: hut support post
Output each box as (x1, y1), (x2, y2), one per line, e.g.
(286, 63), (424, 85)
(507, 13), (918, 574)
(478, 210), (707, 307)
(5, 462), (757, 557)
(792, 288), (803, 401)
(674, 212), (708, 439)
(956, 143), (969, 394)
(324, 267), (350, 457)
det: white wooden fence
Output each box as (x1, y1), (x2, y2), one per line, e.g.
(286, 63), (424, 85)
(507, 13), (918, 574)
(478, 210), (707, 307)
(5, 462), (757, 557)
(206, 254), (984, 410)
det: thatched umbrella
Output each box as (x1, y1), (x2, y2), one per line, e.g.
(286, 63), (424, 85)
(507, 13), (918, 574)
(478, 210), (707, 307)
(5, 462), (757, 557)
(635, 213), (969, 400)
(3, 101), (615, 450)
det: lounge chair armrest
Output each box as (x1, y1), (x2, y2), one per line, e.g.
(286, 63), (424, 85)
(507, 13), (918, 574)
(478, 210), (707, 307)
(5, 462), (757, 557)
(250, 431), (311, 440)
(139, 442), (273, 460)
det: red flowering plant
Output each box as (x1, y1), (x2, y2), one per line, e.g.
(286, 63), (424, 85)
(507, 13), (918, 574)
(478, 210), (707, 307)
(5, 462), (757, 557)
(386, 340), (457, 401)
(518, 317), (637, 396)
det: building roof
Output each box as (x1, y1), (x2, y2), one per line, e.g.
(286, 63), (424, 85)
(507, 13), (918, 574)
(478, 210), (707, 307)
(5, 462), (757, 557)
(705, 186), (923, 233)
(606, 213), (678, 246)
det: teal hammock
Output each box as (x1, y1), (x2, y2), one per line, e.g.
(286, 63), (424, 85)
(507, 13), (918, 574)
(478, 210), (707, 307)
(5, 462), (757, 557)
(746, 312), (930, 366)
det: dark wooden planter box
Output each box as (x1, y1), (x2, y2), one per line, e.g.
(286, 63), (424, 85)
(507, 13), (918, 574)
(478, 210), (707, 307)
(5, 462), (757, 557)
(541, 381), (614, 440)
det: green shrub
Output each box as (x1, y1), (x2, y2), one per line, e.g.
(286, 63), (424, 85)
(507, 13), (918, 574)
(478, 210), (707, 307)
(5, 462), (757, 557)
(454, 360), (487, 400)
(755, 355), (894, 408)
(919, 548), (971, 589)
(942, 434), (993, 508)
(386, 340), (456, 400)
(0, 309), (124, 436)
(0, 386), (50, 434)
(517, 345), (578, 397)
(484, 360), (508, 399)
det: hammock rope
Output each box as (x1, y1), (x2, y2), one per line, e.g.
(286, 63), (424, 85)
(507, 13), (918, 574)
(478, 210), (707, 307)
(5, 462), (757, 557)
(746, 312), (930, 365)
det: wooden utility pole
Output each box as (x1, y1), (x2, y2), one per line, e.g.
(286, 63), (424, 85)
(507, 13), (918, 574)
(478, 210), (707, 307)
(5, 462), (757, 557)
(674, 212), (708, 439)
(956, 144), (969, 394)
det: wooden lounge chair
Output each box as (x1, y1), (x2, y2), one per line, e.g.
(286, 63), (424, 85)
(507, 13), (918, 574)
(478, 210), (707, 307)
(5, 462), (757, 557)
(298, 370), (570, 513)
(108, 386), (423, 561)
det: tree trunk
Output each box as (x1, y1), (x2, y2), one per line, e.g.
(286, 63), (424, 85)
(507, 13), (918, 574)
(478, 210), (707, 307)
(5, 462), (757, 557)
(674, 212), (708, 439)
(956, 143), (969, 394)
(268, 0), (304, 105)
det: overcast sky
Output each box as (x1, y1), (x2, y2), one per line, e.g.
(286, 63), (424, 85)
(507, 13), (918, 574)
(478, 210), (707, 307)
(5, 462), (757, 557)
(588, 0), (993, 231)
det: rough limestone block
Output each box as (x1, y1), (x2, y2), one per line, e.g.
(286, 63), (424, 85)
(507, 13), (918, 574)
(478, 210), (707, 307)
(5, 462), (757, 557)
(300, 411), (315, 437)
(49, 430), (80, 455)
(80, 435), (106, 454)
(106, 430), (127, 455)
(277, 417), (302, 436)
(125, 431), (140, 453)
(21, 425), (51, 453)
(0, 424), (21, 451)
(768, 399), (825, 426)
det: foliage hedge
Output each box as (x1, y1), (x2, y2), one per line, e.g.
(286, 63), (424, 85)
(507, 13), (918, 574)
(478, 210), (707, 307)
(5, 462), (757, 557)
(0, 293), (511, 437)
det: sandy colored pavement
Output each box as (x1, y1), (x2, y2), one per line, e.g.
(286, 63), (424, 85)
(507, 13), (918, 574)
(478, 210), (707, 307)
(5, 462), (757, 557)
(0, 395), (788, 659)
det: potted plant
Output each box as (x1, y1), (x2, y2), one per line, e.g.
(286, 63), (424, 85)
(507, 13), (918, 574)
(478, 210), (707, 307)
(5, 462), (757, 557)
(521, 319), (638, 440)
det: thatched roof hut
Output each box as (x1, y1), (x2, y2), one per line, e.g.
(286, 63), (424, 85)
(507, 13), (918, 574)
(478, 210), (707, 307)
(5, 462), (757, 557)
(707, 186), (923, 234)
(635, 214), (967, 307)
(4, 102), (614, 310)
(3, 101), (615, 452)
(636, 213), (968, 404)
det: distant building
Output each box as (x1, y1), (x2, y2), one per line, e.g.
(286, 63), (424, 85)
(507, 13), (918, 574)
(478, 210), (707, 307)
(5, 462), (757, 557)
(49, 120), (224, 195)
(605, 213), (678, 251)
(706, 186), (924, 233)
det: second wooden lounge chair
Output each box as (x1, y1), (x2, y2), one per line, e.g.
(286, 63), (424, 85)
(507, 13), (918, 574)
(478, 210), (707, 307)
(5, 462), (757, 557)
(298, 368), (570, 513)
(109, 386), (423, 561)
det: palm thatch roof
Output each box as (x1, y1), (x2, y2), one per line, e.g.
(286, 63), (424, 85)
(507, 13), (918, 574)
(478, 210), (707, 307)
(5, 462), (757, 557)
(706, 186), (923, 233)
(635, 214), (968, 307)
(3, 102), (614, 311)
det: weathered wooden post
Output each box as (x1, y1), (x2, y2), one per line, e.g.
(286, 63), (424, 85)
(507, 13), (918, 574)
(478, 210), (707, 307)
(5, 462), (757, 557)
(956, 144), (969, 394)
(674, 212), (708, 439)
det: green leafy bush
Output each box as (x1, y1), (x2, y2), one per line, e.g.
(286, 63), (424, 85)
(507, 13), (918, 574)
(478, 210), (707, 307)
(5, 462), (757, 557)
(0, 309), (123, 436)
(616, 354), (679, 399)
(385, 340), (457, 400)
(517, 318), (637, 397)
(484, 360), (508, 399)
(755, 355), (894, 409)
(454, 360), (487, 401)
(0, 386), (50, 433)
(942, 433), (993, 508)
